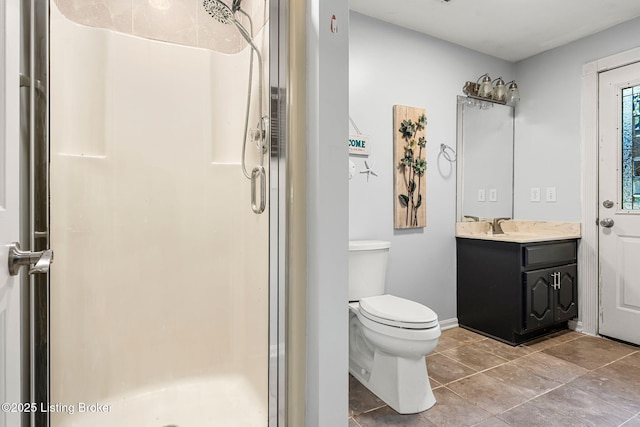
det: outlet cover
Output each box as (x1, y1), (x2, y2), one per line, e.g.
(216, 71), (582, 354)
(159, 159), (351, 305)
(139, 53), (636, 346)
(546, 187), (557, 202)
(531, 187), (541, 202)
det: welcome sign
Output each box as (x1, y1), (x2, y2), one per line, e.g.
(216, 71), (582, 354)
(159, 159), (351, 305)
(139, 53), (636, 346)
(349, 134), (370, 155)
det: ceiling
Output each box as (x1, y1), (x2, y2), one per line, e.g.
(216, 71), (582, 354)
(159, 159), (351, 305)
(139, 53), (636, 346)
(349, 0), (640, 62)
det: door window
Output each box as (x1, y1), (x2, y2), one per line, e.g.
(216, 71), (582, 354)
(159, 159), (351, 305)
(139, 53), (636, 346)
(621, 85), (640, 210)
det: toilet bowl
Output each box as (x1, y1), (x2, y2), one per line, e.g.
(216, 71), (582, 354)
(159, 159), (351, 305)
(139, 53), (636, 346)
(348, 241), (441, 414)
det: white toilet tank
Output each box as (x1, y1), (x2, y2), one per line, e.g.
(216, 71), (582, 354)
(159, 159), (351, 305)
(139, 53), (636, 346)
(348, 240), (391, 301)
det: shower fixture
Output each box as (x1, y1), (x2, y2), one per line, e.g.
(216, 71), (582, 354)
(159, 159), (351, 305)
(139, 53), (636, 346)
(203, 0), (268, 214)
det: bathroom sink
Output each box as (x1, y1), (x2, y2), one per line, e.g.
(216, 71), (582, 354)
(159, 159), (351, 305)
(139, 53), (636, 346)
(456, 220), (581, 243)
(455, 221), (492, 235)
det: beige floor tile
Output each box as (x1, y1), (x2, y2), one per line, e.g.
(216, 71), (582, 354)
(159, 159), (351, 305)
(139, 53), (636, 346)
(353, 405), (434, 426)
(525, 385), (633, 426)
(512, 351), (588, 383)
(441, 345), (509, 372)
(430, 377), (443, 389)
(469, 337), (532, 361)
(542, 335), (637, 370)
(446, 373), (531, 415)
(426, 353), (477, 385)
(349, 374), (385, 417)
(498, 399), (591, 427)
(420, 387), (491, 427)
(484, 362), (561, 398)
(567, 365), (640, 414)
(523, 330), (583, 352)
(434, 334), (466, 353)
(443, 327), (487, 344)
(597, 352), (640, 384)
(615, 350), (640, 369)
(472, 417), (511, 427)
(347, 330), (638, 427)
(621, 415), (640, 426)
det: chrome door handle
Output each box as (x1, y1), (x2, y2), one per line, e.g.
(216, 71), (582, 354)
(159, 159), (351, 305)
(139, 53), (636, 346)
(251, 165), (266, 214)
(550, 271), (561, 290)
(599, 218), (614, 228)
(7, 242), (53, 276)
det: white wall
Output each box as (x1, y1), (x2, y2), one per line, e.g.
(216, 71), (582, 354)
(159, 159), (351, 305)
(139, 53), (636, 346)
(349, 12), (513, 322)
(514, 17), (640, 221)
(306, 1), (349, 426)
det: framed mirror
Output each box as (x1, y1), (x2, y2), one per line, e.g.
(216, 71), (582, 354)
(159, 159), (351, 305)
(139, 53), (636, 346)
(456, 96), (514, 221)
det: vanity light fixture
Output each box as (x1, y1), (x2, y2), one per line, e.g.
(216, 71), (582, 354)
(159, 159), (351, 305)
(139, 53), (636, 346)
(505, 80), (520, 106)
(477, 73), (493, 98)
(462, 73), (519, 106)
(492, 77), (506, 103)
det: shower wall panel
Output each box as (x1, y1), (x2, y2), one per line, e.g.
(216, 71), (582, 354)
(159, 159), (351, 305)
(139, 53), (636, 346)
(53, 0), (267, 54)
(49, 3), (268, 424)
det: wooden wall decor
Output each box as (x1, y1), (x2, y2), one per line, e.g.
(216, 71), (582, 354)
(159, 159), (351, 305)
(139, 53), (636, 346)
(394, 105), (427, 229)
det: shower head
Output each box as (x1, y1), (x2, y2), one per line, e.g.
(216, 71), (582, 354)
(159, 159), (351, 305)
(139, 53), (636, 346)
(203, 0), (256, 50)
(203, 0), (234, 24)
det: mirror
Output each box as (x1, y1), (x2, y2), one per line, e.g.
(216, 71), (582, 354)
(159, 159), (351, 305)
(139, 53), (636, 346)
(456, 96), (514, 221)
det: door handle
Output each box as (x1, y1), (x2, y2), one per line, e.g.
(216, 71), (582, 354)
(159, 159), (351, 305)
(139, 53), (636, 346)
(599, 218), (614, 228)
(7, 242), (53, 276)
(549, 271), (561, 290)
(251, 165), (266, 214)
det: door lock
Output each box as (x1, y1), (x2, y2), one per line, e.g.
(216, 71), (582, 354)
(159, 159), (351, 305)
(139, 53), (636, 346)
(7, 242), (53, 276)
(602, 200), (614, 208)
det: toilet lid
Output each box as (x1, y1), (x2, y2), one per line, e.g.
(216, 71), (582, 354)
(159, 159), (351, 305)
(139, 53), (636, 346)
(359, 295), (439, 329)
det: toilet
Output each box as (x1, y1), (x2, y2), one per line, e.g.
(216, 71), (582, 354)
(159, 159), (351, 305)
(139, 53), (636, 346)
(348, 240), (441, 414)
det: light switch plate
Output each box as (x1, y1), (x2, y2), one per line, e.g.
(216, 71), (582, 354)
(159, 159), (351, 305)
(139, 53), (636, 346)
(546, 187), (557, 202)
(489, 188), (497, 202)
(478, 189), (486, 202)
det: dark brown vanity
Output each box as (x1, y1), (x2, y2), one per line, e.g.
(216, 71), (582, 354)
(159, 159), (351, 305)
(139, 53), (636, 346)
(456, 221), (580, 345)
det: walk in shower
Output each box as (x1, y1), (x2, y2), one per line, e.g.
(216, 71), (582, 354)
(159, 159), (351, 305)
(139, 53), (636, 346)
(42, 0), (285, 425)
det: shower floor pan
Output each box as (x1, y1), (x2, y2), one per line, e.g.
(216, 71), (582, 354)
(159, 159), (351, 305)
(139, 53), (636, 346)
(55, 375), (265, 427)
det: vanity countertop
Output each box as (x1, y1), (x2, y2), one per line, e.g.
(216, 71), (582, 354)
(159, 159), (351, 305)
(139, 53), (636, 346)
(456, 220), (581, 243)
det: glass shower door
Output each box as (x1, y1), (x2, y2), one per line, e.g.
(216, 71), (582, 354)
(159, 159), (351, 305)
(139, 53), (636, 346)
(48, 1), (272, 425)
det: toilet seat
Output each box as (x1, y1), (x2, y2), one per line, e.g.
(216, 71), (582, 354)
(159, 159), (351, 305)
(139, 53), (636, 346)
(359, 295), (438, 329)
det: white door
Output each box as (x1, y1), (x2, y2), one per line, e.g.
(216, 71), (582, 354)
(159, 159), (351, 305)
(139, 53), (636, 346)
(598, 61), (640, 345)
(0, 0), (23, 426)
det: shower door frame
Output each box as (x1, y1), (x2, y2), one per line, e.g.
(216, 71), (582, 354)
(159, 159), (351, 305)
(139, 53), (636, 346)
(26, 0), (290, 425)
(268, 0), (289, 425)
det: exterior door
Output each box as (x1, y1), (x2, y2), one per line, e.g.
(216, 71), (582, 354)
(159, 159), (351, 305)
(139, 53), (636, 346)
(1, 1), (22, 426)
(598, 61), (640, 345)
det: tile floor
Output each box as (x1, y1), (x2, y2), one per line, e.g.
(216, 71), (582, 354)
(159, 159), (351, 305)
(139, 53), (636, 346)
(349, 327), (640, 427)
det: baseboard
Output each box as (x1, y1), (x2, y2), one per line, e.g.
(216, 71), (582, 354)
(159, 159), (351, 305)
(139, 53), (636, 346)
(439, 318), (459, 331)
(569, 320), (599, 337)
(568, 320), (583, 333)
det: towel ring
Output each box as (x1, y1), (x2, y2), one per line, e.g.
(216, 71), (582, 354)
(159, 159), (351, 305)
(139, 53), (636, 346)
(440, 144), (456, 163)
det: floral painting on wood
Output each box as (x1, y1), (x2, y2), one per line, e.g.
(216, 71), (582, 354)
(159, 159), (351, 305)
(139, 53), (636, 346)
(394, 105), (427, 229)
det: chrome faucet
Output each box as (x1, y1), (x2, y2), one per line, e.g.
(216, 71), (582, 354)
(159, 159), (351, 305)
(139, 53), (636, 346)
(492, 217), (510, 234)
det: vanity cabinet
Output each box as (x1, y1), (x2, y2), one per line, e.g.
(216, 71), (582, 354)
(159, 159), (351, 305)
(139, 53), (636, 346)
(456, 238), (578, 345)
